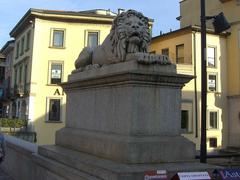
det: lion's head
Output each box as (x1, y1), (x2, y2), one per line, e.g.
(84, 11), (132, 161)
(110, 10), (151, 61)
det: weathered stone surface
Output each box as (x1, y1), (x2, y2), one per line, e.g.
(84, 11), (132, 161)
(56, 60), (196, 163)
(37, 145), (219, 180)
(126, 53), (170, 65)
(56, 128), (195, 163)
(32, 154), (99, 180)
(71, 58), (176, 80)
(2, 135), (220, 180)
(0, 135), (37, 180)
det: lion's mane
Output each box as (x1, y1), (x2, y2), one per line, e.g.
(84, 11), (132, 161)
(74, 10), (155, 70)
(109, 10), (151, 61)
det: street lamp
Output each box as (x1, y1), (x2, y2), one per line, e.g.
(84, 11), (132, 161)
(200, 0), (230, 163)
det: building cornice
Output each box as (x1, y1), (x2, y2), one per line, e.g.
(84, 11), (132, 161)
(0, 40), (15, 54)
(179, 0), (233, 3)
(10, 8), (154, 38)
(151, 25), (230, 42)
(179, 0), (187, 3)
(10, 8), (117, 37)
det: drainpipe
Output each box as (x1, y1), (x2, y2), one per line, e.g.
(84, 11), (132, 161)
(193, 31), (198, 138)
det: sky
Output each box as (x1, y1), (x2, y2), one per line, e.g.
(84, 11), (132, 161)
(0, 0), (180, 48)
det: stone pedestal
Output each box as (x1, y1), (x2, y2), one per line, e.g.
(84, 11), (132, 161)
(35, 61), (217, 180)
(56, 60), (195, 163)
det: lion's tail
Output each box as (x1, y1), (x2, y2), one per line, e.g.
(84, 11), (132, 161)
(75, 47), (93, 69)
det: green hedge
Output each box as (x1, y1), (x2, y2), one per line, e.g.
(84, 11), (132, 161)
(6, 131), (37, 143)
(0, 118), (27, 128)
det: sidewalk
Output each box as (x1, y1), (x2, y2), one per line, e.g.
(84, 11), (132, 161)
(0, 168), (14, 180)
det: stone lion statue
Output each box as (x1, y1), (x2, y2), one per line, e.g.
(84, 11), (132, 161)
(75, 9), (170, 70)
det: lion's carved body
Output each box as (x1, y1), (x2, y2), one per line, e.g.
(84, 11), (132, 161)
(75, 9), (170, 70)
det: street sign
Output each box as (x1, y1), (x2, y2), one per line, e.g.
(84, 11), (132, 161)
(213, 169), (240, 180)
(171, 172), (211, 180)
(144, 170), (168, 180)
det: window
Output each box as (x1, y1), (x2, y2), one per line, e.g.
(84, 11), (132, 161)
(19, 66), (22, 84)
(0, 88), (3, 98)
(50, 63), (63, 84)
(26, 31), (31, 51)
(162, 48), (169, 57)
(176, 44), (184, 64)
(87, 32), (99, 48)
(20, 37), (25, 55)
(181, 110), (189, 130)
(52, 30), (65, 47)
(0, 67), (4, 81)
(48, 99), (61, 121)
(181, 102), (193, 133)
(207, 46), (216, 67)
(208, 74), (217, 91)
(12, 102), (16, 118)
(150, 51), (156, 54)
(209, 111), (218, 129)
(24, 65), (28, 92)
(17, 101), (20, 118)
(209, 138), (217, 148)
(14, 69), (17, 85)
(16, 42), (20, 58)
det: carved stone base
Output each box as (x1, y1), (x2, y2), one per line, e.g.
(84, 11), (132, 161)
(56, 128), (195, 163)
(58, 60), (195, 164)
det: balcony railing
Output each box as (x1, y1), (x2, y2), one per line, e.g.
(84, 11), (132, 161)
(12, 84), (30, 98)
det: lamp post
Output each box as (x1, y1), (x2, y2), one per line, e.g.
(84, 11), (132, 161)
(200, 0), (230, 163)
(200, 0), (207, 163)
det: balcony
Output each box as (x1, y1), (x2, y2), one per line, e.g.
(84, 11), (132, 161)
(13, 84), (30, 98)
(14, 84), (24, 96)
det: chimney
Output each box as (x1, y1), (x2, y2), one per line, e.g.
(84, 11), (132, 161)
(118, 8), (125, 14)
(107, 9), (110, 15)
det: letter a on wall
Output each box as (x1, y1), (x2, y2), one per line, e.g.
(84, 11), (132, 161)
(54, 89), (61, 96)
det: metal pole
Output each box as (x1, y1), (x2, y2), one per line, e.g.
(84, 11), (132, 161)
(200, 0), (207, 163)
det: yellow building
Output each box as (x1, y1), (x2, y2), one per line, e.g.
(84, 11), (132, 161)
(150, 26), (228, 150)
(151, 0), (240, 150)
(8, 8), (116, 145)
(179, 0), (240, 148)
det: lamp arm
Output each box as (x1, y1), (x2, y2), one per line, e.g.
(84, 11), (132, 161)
(205, 16), (216, 20)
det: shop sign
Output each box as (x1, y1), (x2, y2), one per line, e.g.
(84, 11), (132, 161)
(172, 172), (211, 180)
(144, 170), (168, 180)
(214, 169), (240, 180)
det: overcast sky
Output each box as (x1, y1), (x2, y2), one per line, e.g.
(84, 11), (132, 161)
(0, 0), (180, 48)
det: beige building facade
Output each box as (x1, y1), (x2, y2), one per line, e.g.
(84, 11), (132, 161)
(150, 26), (228, 150)
(150, 0), (240, 150)
(8, 8), (116, 145)
(179, 0), (240, 148)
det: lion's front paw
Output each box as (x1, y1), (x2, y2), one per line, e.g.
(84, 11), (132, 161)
(126, 53), (171, 65)
(85, 64), (101, 70)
